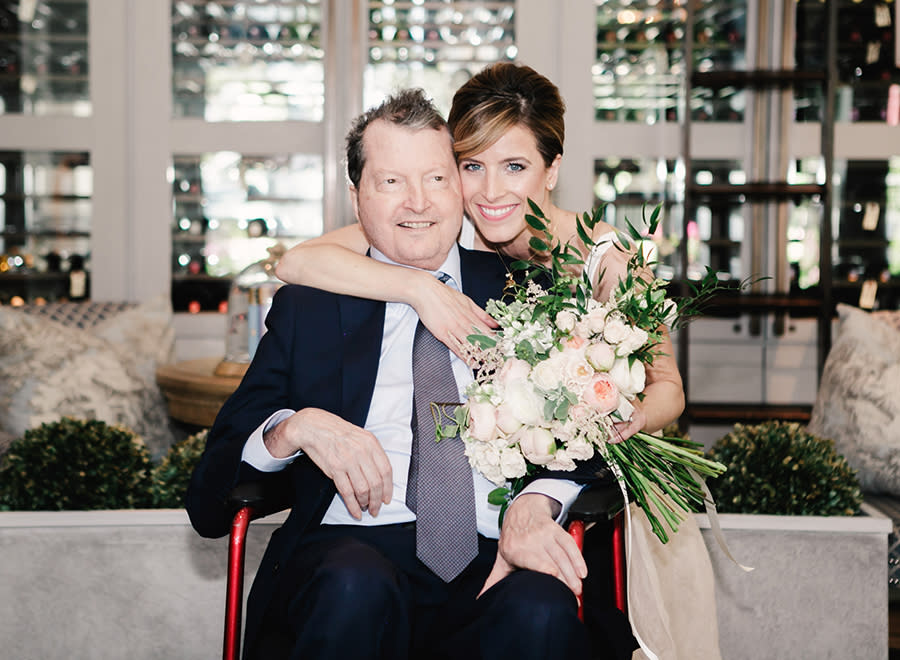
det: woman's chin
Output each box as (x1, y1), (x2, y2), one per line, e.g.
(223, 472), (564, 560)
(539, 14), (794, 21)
(472, 219), (523, 246)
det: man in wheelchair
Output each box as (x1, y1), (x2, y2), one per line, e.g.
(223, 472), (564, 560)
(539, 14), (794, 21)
(186, 89), (634, 660)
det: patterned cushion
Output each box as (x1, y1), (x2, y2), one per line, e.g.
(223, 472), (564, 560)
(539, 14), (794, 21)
(18, 301), (136, 329)
(808, 304), (900, 494)
(0, 295), (176, 458)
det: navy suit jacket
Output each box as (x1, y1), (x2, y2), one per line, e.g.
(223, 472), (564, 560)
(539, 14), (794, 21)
(186, 245), (514, 652)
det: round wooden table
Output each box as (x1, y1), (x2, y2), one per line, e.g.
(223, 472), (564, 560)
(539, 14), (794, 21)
(156, 358), (245, 427)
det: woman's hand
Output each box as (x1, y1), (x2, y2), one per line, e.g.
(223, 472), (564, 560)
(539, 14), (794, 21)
(412, 273), (498, 360)
(610, 402), (647, 443)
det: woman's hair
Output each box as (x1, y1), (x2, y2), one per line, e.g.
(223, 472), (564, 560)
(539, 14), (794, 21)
(447, 62), (565, 168)
(345, 88), (448, 188)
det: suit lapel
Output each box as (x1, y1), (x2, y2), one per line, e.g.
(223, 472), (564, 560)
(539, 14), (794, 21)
(337, 295), (385, 428)
(459, 246), (511, 308)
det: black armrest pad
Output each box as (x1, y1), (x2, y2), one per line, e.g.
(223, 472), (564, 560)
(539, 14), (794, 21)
(568, 481), (625, 523)
(228, 481), (291, 519)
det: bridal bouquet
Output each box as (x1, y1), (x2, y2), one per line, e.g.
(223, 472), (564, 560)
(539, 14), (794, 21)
(438, 202), (732, 543)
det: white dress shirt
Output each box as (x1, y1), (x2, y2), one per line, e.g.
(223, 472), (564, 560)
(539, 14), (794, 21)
(241, 243), (583, 539)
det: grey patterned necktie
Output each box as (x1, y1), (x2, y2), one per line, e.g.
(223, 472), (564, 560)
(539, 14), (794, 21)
(406, 276), (478, 582)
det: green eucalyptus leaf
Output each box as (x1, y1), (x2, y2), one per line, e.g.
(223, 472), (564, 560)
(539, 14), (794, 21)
(529, 236), (549, 252)
(488, 487), (511, 506)
(525, 213), (546, 231)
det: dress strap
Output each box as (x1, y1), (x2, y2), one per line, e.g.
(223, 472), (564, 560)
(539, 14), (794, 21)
(584, 231), (618, 288)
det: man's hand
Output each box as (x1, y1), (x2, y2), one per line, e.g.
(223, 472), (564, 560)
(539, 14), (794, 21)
(478, 493), (587, 598)
(265, 408), (393, 519)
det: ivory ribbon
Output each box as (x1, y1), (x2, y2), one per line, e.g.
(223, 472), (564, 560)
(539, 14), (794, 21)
(598, 449), (754, 660)
(599, 444), (661, 660)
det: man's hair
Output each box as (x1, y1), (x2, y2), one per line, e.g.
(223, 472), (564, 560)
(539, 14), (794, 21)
(345, 88), (449, 188)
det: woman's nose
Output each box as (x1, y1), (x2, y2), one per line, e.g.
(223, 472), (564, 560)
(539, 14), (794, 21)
(483, 170), (502, 201)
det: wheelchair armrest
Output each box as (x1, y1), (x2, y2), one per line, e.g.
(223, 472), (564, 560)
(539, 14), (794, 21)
(227, 481), (292, 522)
(567, 477), (625, 524)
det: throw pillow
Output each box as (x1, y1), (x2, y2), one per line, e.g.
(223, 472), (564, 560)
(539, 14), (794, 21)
(0, 295), (177, 459)
(808, 304), (900, 494)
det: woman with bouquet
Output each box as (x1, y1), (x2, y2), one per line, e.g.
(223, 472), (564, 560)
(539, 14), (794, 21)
(277, 62), (684, 439)
(276, 63), (720, 660)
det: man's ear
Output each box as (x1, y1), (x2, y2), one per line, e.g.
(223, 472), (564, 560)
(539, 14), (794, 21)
(349, 185), (361, 221)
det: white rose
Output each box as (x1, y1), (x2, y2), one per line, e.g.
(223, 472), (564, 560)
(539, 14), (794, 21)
(585, 341), (616, 372)
(499, 378), (543, 427)
(603, 316), (629, 344)
(551, 419), (576, 445)
(546, 449), (577, 472)
(615, 395), (635, 421)
(586, 308), (607, 335)
(468, 442), (505, 486)
(565, 437), (595, 461)
(531, 357), (564, 391)
(466, 400), (498, 444)
(555, 310), (577, 333)
(498, 358), (532, 386)
(608, 358), (646, 396)
(516, 426), (557, 465)
(499, 446), (528, 479)
(564, 355), (595, 390)
(615, 326), (649, 356)
(496, 404), (524, 435)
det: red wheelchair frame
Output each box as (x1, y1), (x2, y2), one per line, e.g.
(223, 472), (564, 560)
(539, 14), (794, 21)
(221, 482), (626, 660)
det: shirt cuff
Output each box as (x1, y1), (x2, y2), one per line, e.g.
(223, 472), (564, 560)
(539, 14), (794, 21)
(517, 478), (586, 524)
(241, 409), (301, 472)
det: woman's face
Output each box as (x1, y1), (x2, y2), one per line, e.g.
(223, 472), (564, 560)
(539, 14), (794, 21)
(458, 124), (561, 253)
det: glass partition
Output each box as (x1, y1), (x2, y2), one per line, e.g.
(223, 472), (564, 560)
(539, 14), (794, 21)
(0, 0), (90, 116)
(171, 151), (322, 312)
(365, 0), (516, 115)
(795, 0), (900, 123)
(594, 0), (747, 123)
(171, 0), (324, 121)
(0, 150), (91, 303)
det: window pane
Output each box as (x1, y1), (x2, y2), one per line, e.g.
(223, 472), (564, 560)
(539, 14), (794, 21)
(595, 0), (747, 123)
(0, 150), (92, 303)
(171, 0), (324, 121)
(365, 0), (516, 116)
(171, 151), (322, 312)
(796, 0), (900, 123)
(0, 1), (90, 116)
(593, 157), (684, 280)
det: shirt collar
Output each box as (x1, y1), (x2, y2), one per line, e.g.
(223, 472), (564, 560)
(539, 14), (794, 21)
(369, 243), (462, 290)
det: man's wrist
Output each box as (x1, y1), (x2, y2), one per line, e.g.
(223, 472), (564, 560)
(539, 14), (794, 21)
(263, 411), (300, 459)
(514, 492), (562, 519)
(242, 409), (299, 472)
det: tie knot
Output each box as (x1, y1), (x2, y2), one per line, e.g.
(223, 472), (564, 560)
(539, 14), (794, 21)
(436, 271), (451, 284)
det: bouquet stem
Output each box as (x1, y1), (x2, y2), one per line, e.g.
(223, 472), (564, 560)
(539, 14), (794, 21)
(604, 431), (726, 543)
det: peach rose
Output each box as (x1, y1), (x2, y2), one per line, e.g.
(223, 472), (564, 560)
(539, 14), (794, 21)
(583, 373), (620, 415)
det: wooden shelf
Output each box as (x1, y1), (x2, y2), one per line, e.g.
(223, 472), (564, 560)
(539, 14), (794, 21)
(692, 69), (826, 89)
(687, 403), (813, 426)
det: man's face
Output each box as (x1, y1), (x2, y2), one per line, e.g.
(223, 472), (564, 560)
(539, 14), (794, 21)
(351, 119), (463, 271)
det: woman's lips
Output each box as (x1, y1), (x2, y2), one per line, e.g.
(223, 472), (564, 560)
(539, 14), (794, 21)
(476, 203), (517, 221)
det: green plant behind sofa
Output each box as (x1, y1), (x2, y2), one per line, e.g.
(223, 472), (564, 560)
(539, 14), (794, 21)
(707, 421), (863, 516)
(0, 417), (154, 510)
(150, 429), (208, 508)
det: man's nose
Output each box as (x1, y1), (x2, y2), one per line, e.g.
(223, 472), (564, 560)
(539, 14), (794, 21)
(404, 181), (430, 212)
